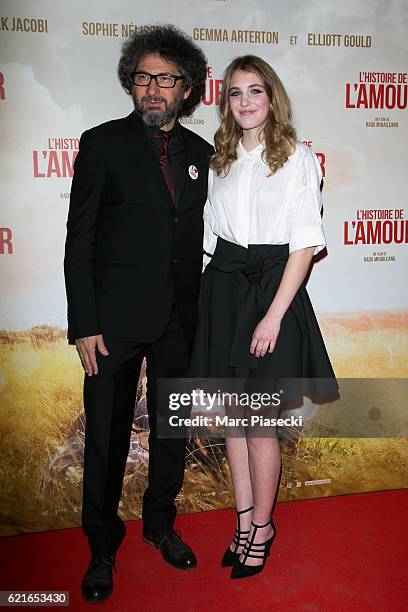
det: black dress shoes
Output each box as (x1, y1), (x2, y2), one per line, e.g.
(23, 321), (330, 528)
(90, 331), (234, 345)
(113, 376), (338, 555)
(81, 555), (116, 603)
(143, 527), (197, 570)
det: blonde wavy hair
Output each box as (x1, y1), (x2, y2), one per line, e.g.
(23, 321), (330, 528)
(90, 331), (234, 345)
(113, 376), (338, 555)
(211, 55), (297, 176)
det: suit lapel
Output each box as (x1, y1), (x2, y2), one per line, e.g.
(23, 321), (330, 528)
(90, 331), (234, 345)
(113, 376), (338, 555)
(176, 125), (199, 214)
(175, 126), (189, 210)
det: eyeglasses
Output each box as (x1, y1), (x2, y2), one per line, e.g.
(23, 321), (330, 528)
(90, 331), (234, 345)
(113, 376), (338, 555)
(132, 71), (185, 88)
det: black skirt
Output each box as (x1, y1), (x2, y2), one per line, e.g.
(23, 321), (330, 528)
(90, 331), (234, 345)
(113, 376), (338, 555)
(190, 237), (339, 405)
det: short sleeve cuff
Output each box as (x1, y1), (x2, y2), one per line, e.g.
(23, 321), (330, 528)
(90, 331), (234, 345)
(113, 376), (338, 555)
(202, 252), (212, 271)
(203, 211), (218, 257)
(289, 225), (326, 255)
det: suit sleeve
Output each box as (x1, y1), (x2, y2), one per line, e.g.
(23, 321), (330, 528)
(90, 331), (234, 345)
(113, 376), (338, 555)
(64, 130), (105, 342)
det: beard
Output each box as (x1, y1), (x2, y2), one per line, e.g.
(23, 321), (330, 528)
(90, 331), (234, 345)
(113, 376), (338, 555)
(133, 92), (184, 128)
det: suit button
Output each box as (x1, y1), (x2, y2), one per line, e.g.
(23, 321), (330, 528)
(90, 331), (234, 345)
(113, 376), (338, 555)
(174, 216), (178, 223)
(172, 258), (180, 264)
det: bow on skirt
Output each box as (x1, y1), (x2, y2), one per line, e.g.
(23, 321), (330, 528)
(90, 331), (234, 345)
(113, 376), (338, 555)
(190, 238), (338, 404)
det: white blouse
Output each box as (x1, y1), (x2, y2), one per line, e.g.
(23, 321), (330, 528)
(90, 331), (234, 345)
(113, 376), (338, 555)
(203, 141), (326, 258)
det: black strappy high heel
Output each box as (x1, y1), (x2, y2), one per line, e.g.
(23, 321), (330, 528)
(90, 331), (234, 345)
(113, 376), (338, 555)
(230, 519), (276, 579)
(221, 506), (254, 567)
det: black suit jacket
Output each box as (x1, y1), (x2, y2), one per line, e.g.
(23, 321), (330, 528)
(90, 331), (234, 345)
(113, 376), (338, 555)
(64, 112), (214, 343)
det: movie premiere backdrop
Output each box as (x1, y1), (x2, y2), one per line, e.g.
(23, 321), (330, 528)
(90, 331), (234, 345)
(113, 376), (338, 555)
(0, 0), (407, 536)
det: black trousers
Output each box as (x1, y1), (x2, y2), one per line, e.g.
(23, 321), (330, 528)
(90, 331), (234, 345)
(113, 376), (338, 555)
(82, 304), (190, 556)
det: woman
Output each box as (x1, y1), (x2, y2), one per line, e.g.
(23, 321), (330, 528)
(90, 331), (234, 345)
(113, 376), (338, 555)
(191, 55), (338, 579)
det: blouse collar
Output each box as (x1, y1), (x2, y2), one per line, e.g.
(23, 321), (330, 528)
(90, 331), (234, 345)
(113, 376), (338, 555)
(237, 139), (265, 162)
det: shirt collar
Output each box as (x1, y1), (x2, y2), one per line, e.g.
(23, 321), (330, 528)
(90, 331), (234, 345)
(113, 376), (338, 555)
(237, 139), (264, 162)
(143, 120), (181, 142)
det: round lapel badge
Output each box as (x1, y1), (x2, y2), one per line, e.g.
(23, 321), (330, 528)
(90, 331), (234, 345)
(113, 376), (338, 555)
(188, 164), (198, 180)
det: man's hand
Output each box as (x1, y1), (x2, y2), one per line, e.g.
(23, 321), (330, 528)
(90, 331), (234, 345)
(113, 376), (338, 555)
(75, 334), (109, 376)
(250, 316), (281, 358)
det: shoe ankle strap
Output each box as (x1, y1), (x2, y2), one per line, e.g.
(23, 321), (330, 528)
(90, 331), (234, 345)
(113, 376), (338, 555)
(237, 506), (254, 515)
(251, 519), (272, 529)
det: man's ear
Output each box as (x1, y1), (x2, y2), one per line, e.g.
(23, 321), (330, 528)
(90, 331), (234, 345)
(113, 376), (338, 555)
(183, 86), (192, 100)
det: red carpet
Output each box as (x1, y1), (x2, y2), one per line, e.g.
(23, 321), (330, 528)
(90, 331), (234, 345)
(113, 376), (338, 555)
(1, 489), (407, 611)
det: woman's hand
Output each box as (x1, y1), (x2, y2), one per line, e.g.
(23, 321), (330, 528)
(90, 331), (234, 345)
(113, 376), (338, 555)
(250, 316), (281, 358)
(249, 247), (315, 358)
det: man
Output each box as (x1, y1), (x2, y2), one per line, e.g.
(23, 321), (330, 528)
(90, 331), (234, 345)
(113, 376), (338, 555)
(64, 25), (213, 603)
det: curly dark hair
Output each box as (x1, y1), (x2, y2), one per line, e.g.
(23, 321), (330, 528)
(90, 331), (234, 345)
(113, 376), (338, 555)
(118, 24), (207, 117)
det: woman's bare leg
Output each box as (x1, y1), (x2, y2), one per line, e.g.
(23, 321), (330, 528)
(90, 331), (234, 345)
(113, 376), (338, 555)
(240, 435), (281, 565)
(225, 436), (253, 553)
